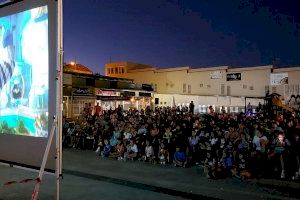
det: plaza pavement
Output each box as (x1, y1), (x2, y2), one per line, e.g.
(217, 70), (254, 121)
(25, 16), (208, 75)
(0, 148), (299, 200)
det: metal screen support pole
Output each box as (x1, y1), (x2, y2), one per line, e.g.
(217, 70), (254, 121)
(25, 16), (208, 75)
(56, 0), (64, 199)
(31, 117), (57, 200)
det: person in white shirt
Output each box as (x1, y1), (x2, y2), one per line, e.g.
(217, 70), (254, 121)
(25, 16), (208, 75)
(251, 129), (268, 178)
(137, 124), (148, 135)
(123, 126), (132, 140)
(125, 140), (138, 160)
(143, 140), (154, 162)
(252, 130), (268, 153)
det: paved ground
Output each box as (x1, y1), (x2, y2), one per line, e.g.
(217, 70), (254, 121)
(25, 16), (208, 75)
(0, 149), (299, 200)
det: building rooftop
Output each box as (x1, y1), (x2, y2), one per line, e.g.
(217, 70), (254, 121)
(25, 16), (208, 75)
(64, 62), (93, 75)
(105, 61), (154, 70)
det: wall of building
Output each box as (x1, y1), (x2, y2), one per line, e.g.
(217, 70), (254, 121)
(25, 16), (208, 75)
(105, 62), (300, 101)
(226, 66), (271, 97)
(105, 62), (128, 78)
(186, 68), (226, 96)
(132, 66), (271, 97)
(269, 67), (300, 101)
(153, 93), (264, 113)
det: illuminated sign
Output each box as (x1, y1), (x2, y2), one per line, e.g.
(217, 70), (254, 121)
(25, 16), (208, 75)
(72, 87), (94, 96)
(210, 71), (222, 79)
(95, 89), (120, 96)
(226, 73), (241, 81)
(270, 73), (288, 85)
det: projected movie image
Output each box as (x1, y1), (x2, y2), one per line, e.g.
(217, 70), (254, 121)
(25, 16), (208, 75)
(0, 6), (49, 137)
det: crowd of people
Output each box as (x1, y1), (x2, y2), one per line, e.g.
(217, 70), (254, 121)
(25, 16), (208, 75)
(62, 102), (300, 181)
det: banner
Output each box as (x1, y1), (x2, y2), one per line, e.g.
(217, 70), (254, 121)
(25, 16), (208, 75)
(270, 73), (288, 85)
(210, 71), (222, 79)
(95, 89), (120, 96)
(139, 92), (152, 97)
(72, 87), (94, 96)
(226, 73), (241, 81)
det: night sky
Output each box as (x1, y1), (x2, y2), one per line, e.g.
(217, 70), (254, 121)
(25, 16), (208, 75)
(64, 0), (300, 74)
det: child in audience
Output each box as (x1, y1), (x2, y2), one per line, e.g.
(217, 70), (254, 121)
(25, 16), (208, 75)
(158, 142), (169, 165)
(101, 139), (111, 158)
(124, 140), (139, 161)
(173, 147), (187, 167)
(143, 140), (155, 162)
(109, 139), (125, 160)
(204, 152), (216, 178)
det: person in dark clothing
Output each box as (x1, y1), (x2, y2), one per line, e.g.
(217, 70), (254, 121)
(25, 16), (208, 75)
(189, 101), (195, 114)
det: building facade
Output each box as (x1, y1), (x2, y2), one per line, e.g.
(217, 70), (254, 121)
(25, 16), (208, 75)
(63, 63), (154, 118)
(105, 62), (300, 112)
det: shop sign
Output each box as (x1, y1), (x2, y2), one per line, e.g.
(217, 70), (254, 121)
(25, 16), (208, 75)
(72, 87), (94, 96)
(122, 91), (136, 97)
(210, 71), (222, 79)
(226, 73), (241, 81)
(97, 96), (130, 101)
(270, 73), (288, 85)
(139, 92), (152, 97)
(95, 89), (120, 96)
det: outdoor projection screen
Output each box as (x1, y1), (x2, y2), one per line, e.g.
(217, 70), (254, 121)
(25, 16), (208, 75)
(0, 0), (57, 171)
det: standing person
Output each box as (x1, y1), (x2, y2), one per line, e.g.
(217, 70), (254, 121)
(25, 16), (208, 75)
(251, 129), (268, 178)
(188, 130), (200, 165)
(271, 133), (291, 179)
(189, 101), (195, 114)
(94, 102), (102, 117)
(247, 103), (252, 116)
